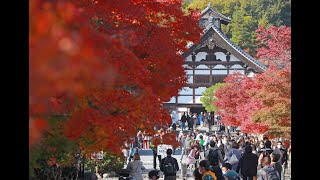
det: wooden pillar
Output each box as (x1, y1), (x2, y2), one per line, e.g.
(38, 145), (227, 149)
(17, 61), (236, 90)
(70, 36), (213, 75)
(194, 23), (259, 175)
(175, 96), (178, 112)
(227, 64), (229, 74)
(226, 53), (230, 75)
(192, 54), (196, 104)
(209, 65), (213, 84)
(193, 66), (195, 103)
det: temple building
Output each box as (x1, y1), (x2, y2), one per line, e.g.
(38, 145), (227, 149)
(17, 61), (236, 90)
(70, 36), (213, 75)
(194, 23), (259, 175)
(163, 3), (268, 120)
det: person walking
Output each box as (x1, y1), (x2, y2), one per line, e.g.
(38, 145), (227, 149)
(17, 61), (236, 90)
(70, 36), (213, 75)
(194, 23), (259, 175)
(270, 152), (282, 180)
(187, 112), (193, 130)
(151, 134), (162, 169)
(180, 112), (187, 131)
(274, 141), (287, 180)
(236, 145), (258, 180)
(183, 132), (193, 157)
(205, 141), (224, 180)
(160, 149), (179, 180)
(126, 152), (145, 180)
(257, 155), (280, 180)
(226, 142), (241, 171)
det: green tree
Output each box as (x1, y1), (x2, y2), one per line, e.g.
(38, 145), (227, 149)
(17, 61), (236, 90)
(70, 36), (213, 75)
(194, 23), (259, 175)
(200, 83), (226, 112)
(29, 119), (80, 179)
(184, 0), (291, 55)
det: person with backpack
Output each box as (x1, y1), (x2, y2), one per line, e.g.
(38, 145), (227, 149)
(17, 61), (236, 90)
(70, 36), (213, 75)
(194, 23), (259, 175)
(270, 153), (282, 180)
(236, 145), (258, 180)
(160, 149), (179, 180)
(205, 141), (224, 180)
(257, 155), (280, 180)
(226, 141), (241, 171)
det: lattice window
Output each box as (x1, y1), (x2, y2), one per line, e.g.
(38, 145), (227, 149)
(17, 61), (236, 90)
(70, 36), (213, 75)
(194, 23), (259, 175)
(212, 76), (226, 83)
(194, 75), (210, 84)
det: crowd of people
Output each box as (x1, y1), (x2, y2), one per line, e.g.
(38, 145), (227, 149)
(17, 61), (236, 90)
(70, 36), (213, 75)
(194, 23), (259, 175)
(120, 111), (291, 180)
(177, 128), (291, 180)
(177, 112), (227, 132)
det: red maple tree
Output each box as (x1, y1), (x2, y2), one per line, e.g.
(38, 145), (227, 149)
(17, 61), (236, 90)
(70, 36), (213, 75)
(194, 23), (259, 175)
(213, 73), (268, 134)
(256, 26), (291, 68)
(213, 26), (291, 137)
(30, 0), (201, 153)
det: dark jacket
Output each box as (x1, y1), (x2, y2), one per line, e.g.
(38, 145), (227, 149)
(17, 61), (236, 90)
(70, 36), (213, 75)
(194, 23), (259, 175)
(279, 148), (288, 165)
(181, 114), (187, 122)
(271, 162), (282, 179)
(236, 152), (258, 176)
(160, 156), (179, 176)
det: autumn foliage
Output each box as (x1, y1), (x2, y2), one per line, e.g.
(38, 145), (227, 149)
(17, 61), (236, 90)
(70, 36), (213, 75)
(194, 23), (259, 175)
(30, 0), (201, 154)
(213, 73), (269, 134)
(256, 26), (291, 67)
(213, 26), (291, 138)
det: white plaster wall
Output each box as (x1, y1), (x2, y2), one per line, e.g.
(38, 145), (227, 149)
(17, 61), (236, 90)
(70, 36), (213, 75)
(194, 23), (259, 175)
(214, 52), (227, 61)
(212, 71), (227, 75)
(185, 70), (193, 75)
(178, 96), (193, 104)
(179, 87), (193, 95)
(230, 64), (243, 69)
(195, 64), (209, 69)
(196, 52), (207, 61)
(194, 70), (210, 75)
(213, 64), (226, 69)
(195, 87), (207, 95)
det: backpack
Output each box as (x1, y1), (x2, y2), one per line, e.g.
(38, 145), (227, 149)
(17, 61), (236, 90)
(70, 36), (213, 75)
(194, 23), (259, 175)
(262, 167), (280, 180)
(208, 149), (219, 166)
(163, 157), (177, 175)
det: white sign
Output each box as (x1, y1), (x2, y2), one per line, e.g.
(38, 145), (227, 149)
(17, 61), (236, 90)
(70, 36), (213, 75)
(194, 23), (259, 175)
(91, 151), (104, 160)
(157, 144), (173, 156)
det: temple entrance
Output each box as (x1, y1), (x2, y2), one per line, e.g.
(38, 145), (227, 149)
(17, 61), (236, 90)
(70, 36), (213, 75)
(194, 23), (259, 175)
(189, 107), (206, 114)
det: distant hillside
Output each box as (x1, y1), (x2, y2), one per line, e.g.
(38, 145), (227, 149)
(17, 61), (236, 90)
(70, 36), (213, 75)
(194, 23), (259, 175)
(183, 0), (291, 56)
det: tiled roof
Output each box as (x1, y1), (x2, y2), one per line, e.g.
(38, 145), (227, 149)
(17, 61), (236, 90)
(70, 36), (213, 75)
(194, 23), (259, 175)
(200, 3), (231, 22)
(208, 25), (267, 71)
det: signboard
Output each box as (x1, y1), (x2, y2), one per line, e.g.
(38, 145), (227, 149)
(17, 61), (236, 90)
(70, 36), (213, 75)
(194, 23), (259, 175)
(157, 144), (173, 156)
(91, 151), (104, 160)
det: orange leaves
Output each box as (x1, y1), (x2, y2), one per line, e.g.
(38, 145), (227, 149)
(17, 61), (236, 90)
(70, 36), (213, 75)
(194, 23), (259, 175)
(151, 136), (162, 147)
(30, 0), (201, 154)
(29, 118), (49, 147)
(162, 132), (179, 148)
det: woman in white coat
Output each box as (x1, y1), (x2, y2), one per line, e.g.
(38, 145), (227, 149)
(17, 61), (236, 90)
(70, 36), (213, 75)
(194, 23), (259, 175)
(126, 152), (145, 180)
